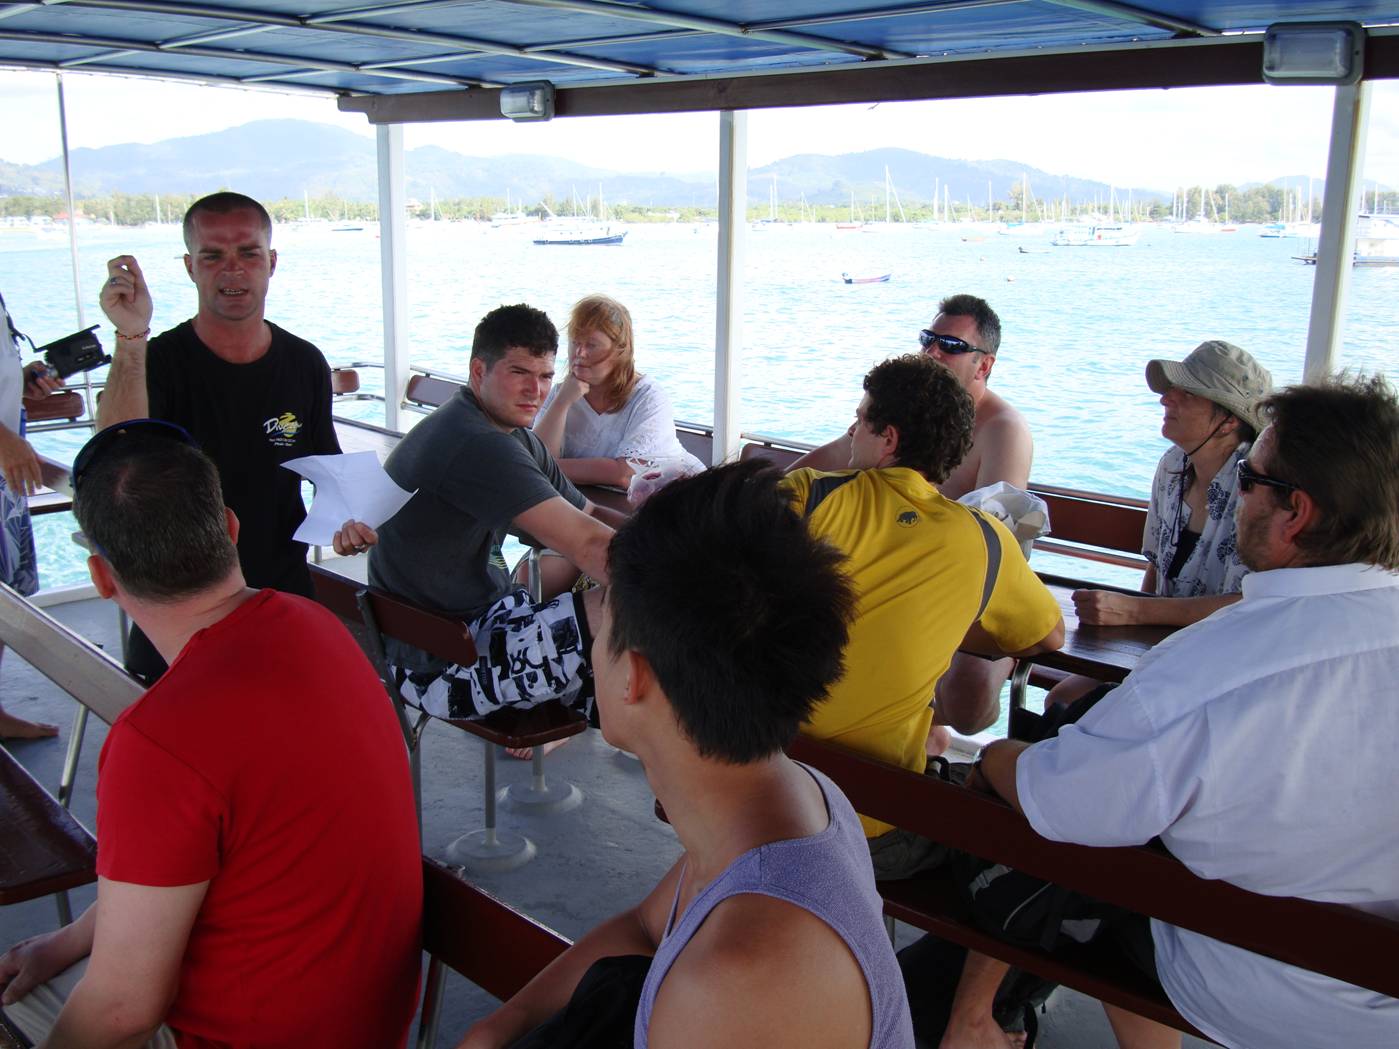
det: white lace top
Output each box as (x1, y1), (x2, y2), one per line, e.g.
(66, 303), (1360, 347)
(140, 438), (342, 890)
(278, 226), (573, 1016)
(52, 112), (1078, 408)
(536, 374), (704, 474)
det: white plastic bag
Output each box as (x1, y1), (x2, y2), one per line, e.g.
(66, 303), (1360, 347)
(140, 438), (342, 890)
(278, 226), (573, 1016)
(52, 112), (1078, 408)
(957, 481), (1051, 560)
(626, 458), (692, 508)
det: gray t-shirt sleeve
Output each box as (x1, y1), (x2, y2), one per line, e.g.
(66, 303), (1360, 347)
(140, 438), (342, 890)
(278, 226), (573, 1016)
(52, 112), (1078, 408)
(529, 428), (586, 510)
(439, 428), (583, 529)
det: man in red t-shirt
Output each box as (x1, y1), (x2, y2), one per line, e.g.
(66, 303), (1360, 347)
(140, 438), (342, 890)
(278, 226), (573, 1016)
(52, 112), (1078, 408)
(0, 421), (421, 1048)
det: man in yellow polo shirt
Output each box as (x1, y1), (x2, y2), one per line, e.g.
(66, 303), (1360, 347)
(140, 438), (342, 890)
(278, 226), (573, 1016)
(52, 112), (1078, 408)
(783, 354), (1063, 876)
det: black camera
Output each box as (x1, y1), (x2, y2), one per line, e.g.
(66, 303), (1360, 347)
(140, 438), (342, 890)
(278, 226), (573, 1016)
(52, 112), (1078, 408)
(37, 326), (111, 379)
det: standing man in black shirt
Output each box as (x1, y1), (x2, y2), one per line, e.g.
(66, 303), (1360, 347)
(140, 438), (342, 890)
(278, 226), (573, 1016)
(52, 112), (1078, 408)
(98, 191), (374, 683)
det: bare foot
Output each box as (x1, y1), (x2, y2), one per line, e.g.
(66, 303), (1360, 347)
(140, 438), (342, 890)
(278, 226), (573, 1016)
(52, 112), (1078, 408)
(0, 711), (59, 739)
(939, 1015), (1016, 1049)
(505, 737), (571, 761)
(926, 723), (953, 759)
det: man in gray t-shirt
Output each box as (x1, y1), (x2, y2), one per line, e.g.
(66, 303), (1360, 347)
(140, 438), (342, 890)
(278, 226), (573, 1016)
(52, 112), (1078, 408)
(369, 304), (624, 720)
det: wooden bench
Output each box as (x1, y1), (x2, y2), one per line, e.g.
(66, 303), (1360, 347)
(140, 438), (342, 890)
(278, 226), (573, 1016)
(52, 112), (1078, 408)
(405, 372), (466, 413)
(0, 745), (97, 907)
(330, 367), (360, 396)
(307, 565), (587, 872)
(1028, 484), (1147, 572)
(787, 734), (1399, 1035)
(24, 391), (85, 424)
(674, 420), (714, 466)
(417, 855), (571, 1048)
(0, 749), (95, 1047)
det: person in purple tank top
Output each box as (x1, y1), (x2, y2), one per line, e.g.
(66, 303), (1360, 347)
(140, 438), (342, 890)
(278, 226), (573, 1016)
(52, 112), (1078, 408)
(455, 461), (916, 1049)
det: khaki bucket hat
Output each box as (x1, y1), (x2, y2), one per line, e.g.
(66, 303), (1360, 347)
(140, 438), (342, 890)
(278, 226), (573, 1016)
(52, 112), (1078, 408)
(1145, 340), (1273, 433)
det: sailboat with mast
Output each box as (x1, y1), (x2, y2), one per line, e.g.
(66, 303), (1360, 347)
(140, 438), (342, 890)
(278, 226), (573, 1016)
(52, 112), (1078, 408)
(1052, 186), (1139, 246)
(1173, 184), (1220, 234)
(533, 183), (627, 245)
(836, 189), (864, 230)
(490, 189), (533, 228)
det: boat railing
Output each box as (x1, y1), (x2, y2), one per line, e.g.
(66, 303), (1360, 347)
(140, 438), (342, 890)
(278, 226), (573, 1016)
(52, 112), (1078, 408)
(0, 583), (141, 726)
(1025, 485), (1148, 571)
(365, 405), (1148, 576)
(26, 414), (97, 437)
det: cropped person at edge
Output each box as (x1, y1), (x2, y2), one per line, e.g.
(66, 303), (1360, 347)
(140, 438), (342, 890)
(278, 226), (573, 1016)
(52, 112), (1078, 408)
(0, 422), (421, 1049)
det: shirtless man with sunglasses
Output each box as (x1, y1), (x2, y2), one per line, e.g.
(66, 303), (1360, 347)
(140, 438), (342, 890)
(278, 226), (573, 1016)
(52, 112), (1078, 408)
(790, 294), (1033, 749)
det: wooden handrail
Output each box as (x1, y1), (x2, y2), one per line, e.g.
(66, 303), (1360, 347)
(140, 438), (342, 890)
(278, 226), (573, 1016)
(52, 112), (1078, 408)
(421, 857), (570, 1001)
(789, 735), (1399, 999)
(0, 584), (141, 725)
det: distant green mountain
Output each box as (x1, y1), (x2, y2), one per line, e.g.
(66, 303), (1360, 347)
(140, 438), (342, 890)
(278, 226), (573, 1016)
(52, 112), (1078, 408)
(0, 118), (1169, 208)
(6, 119), (713, 206)
(752, 146), (1164, 211)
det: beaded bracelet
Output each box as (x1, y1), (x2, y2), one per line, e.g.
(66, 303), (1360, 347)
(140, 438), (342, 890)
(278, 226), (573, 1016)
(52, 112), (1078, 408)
(116, 327), (151, 341)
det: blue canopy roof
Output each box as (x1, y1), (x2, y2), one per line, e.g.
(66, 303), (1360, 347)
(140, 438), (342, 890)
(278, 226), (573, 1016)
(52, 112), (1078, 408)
(0, 2), (1396, 109)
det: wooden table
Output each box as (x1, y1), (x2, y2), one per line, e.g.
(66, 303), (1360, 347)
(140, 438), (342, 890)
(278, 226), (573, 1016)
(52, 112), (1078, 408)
(333, 416), (402, 461)
(1031, 573), (1176, 683)
(29, 454), (73, 517)
(577, 484), (630, 516)
(0, 746), (97, 905)
(1007, 574), (1177, 710)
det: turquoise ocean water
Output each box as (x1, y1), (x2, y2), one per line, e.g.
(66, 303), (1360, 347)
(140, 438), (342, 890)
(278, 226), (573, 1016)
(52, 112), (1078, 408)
(3, 219), (1398, 593)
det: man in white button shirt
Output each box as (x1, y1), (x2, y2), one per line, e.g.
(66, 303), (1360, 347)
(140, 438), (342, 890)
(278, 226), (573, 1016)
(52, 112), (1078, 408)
(967, 374), (1399, 1049)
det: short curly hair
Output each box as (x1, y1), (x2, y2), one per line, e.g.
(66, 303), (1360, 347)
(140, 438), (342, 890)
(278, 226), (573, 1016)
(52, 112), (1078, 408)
(471, 303), (558, 368)
(863, 354), (974, 484)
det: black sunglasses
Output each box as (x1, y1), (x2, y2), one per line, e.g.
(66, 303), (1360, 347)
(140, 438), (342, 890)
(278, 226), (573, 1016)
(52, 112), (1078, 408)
(1236, 457), (1300, 495)
(918, 330), (987, 356)
(72, 419), (197, 491)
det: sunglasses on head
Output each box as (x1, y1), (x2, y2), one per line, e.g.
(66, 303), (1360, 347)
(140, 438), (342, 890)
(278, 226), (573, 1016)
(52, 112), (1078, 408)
(918, 330), (986, 356)
(1236, 457), (1300, 495)
(72, 419), (197, 492)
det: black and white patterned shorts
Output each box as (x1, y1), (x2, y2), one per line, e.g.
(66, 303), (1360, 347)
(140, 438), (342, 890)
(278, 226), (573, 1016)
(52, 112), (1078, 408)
(394, 589), (593, 720)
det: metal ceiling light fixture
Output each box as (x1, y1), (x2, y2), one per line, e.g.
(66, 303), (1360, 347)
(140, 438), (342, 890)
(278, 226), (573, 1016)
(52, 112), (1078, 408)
(500, 80), (556, 120)
(1263, 21), (1365, 85)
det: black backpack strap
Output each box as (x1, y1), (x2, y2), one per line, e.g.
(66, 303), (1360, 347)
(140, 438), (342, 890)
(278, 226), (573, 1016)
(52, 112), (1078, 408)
(968, 507), (1002, 621)
(802, 472), (860, 519)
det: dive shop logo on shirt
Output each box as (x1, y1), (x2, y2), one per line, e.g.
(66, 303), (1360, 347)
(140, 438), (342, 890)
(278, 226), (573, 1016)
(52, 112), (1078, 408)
(263, 412), (303, 447)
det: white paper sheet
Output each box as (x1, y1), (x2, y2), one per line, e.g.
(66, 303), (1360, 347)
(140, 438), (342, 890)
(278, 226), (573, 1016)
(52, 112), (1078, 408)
(282, 451), (416, 545)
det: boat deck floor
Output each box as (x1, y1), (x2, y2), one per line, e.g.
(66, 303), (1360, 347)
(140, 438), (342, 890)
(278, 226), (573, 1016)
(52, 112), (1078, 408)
(0, 583), (1217, 1047)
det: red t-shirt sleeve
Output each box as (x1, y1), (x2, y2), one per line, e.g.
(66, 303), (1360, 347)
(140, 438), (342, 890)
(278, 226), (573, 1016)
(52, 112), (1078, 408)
(96, 722), (223, 887)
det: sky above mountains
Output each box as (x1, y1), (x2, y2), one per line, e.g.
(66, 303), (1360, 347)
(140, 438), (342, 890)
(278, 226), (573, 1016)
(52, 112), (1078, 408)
(3, 68), (1399, 192)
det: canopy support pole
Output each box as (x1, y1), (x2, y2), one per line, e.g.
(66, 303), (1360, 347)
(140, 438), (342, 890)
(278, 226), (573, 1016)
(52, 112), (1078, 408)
(55, 74), (86, 330)
(713, 110), (747, 465)
(376, 124), (408, 431)
(1305, 81), (1371, 383)
(55, 73), (100, 423)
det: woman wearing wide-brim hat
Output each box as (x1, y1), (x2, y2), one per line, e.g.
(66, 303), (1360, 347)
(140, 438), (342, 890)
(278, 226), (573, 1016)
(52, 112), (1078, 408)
(1049, 339), (1272, 706)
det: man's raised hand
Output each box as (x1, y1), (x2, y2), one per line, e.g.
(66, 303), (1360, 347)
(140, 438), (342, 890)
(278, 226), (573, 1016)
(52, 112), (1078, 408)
(100, 255), (154, 338)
